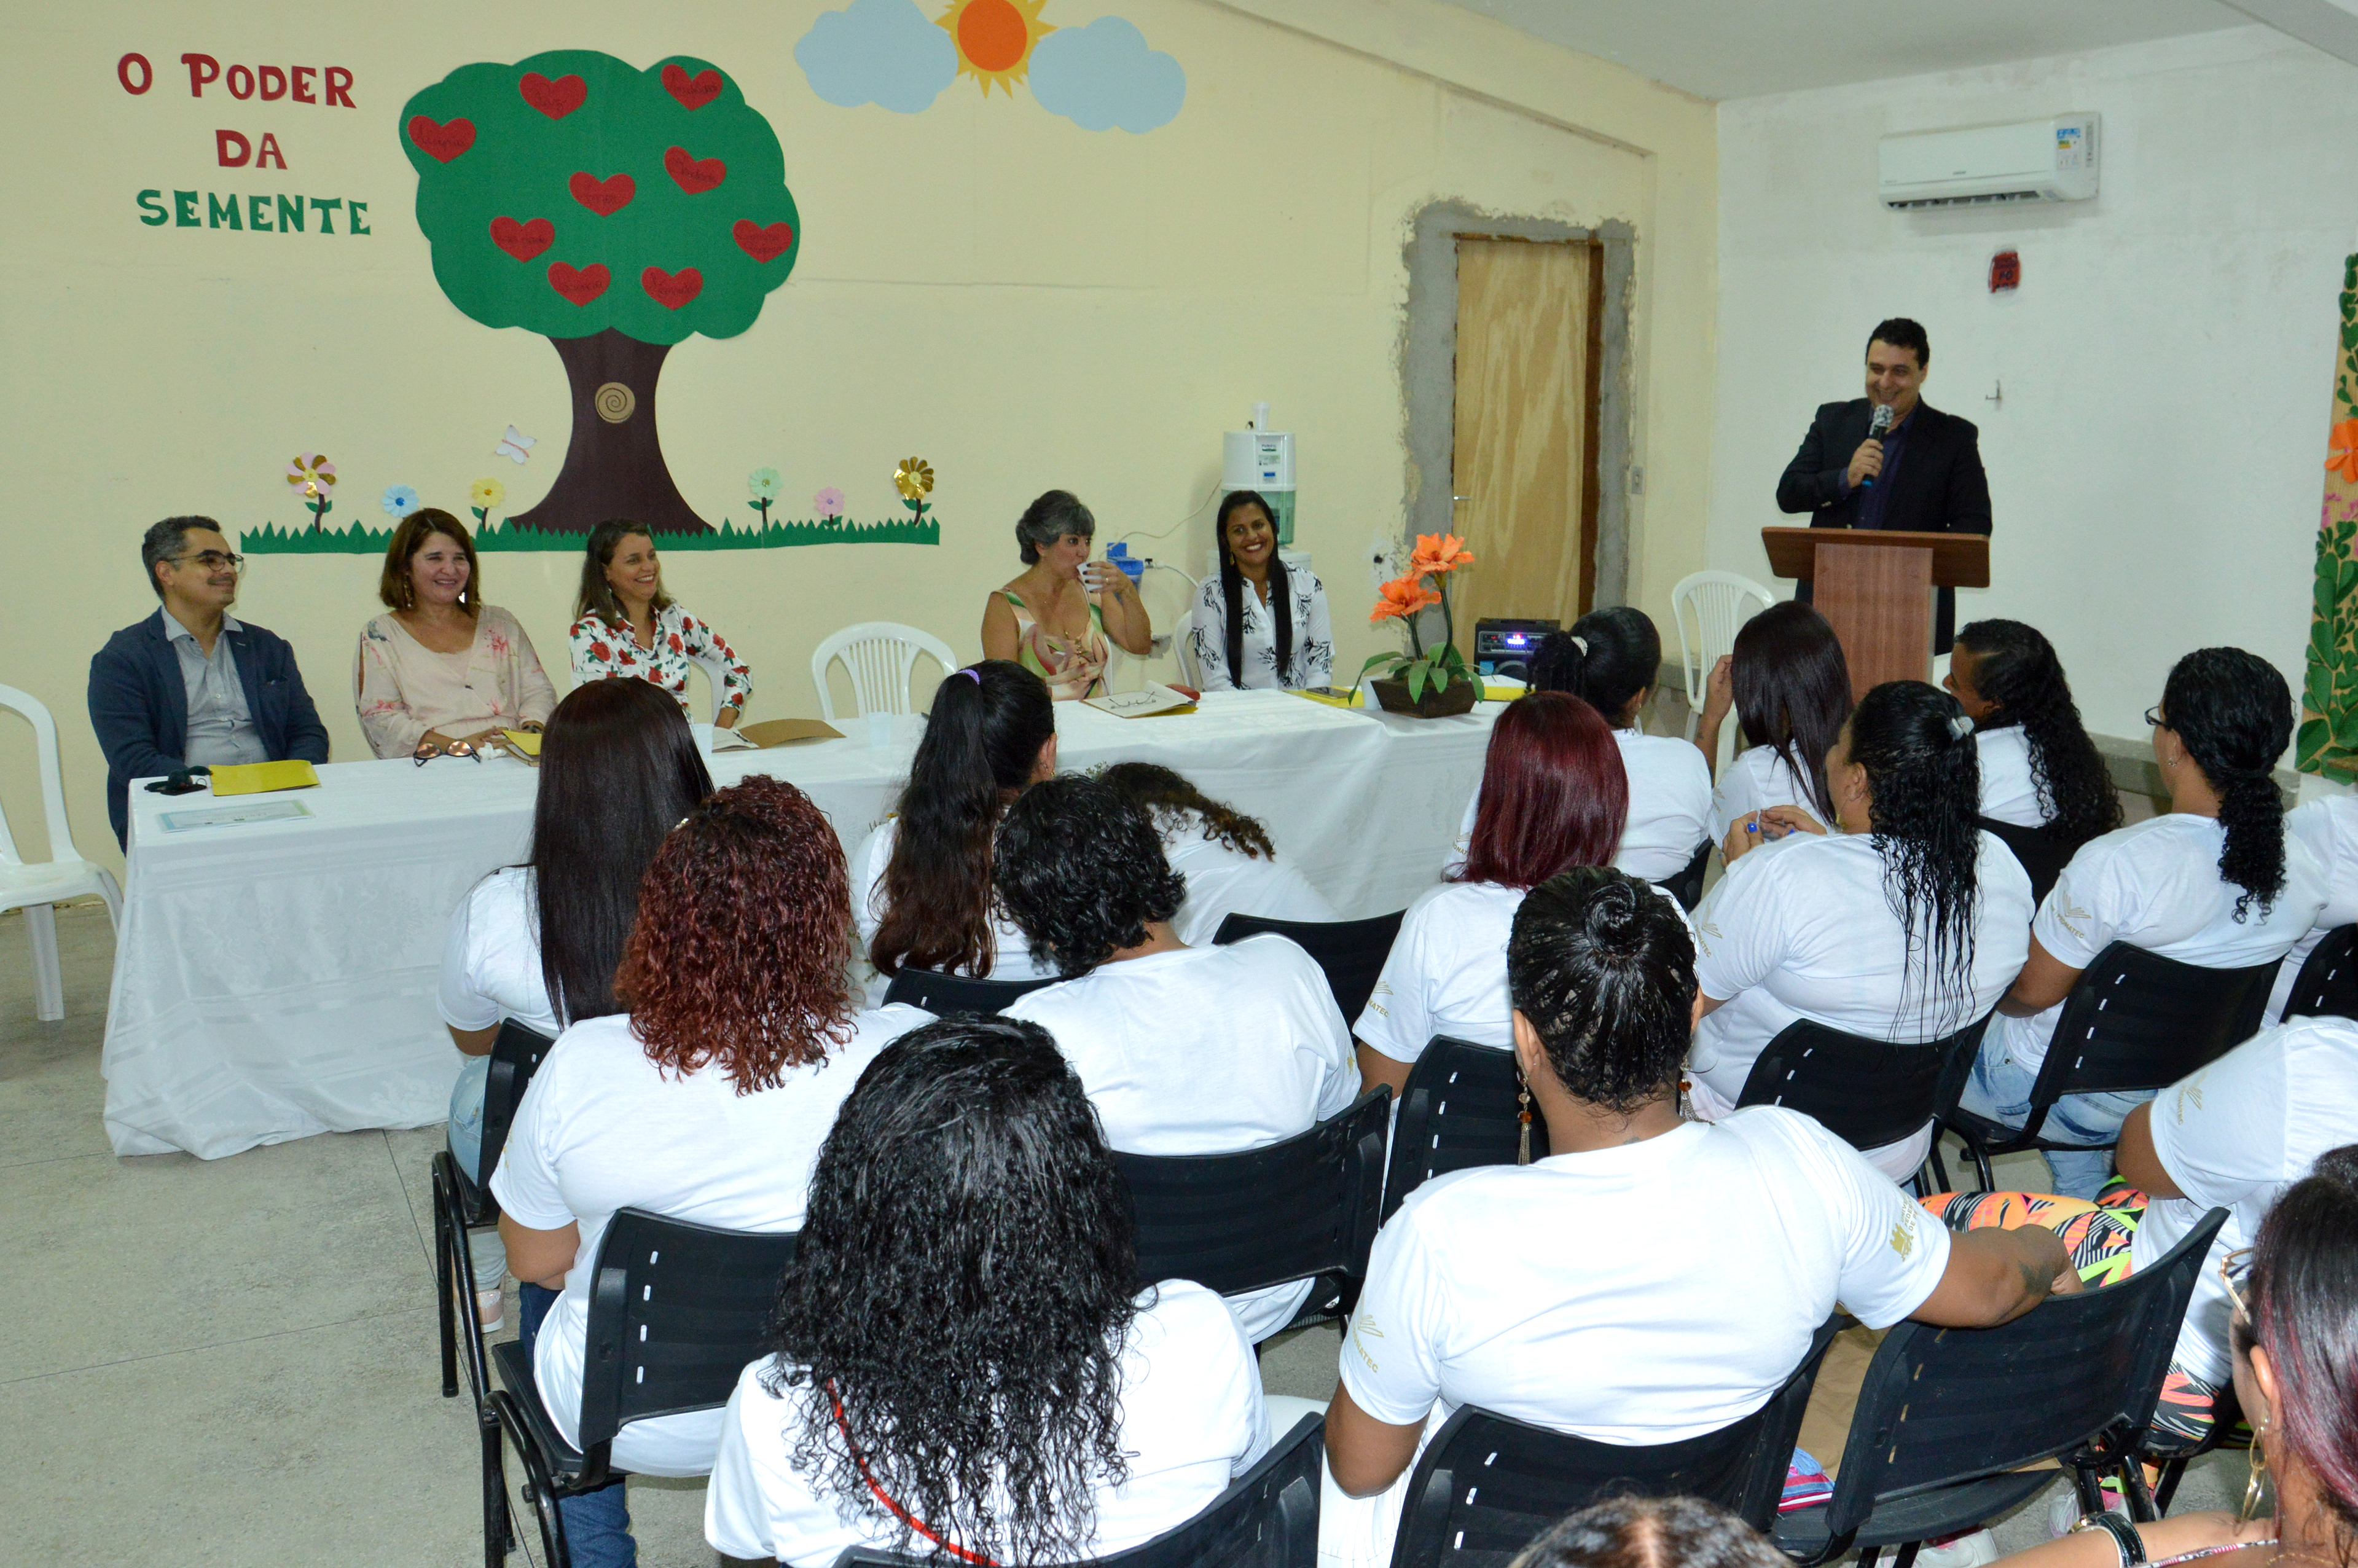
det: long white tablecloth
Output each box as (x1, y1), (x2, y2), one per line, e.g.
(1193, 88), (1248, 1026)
(102, 690), (1502, 1158)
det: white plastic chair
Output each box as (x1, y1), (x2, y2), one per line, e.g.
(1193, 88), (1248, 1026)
(808, 622), (961, 722)
(1165, 606), (1203, 690)
(0, 684), (123, 1022)
(1669, 571), (1777, 770)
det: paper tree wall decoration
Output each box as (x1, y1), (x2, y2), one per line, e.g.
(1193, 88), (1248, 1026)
(401, 52), (803, 534)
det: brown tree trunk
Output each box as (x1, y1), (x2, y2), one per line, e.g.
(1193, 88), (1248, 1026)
(509, 329), (711, 535)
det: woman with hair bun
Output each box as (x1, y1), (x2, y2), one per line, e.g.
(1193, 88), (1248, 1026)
(706, 1016), (1267, 1566)
(1696, 602), (1852, 849)
(854, 659), (1060, 992)
(492, 777), (934, 1562)
(1946, 619), (2120, 844)
(980, 489), (1151, 700)
(1966, 648), (2327, 1199)
(1511, 1497), (1789, 1568)
(1691, 680), (2034, 1181)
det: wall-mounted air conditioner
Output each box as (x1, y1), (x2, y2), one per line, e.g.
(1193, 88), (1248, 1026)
(1878, 114), (2099, 209)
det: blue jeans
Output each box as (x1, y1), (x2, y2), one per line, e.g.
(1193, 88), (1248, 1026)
(1960, 1040), (2153, 1201)
(517, 1282), (635, 1566)
(445, 1057), (507, 1292)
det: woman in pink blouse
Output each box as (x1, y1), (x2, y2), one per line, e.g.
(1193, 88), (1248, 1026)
(568, 520), (753, 726)
(355, 510), (557, 759)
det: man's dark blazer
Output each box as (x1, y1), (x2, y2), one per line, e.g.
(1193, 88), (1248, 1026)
(1776, 398), (1992, 649)
(87, 610), (331, 847)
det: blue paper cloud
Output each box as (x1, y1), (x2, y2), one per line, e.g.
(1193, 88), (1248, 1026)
(796, 0), (957, 114)
(1029, 16), (1185, 134)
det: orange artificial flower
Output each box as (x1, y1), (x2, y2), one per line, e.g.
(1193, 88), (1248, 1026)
(1370, 572), (1442, 624)
(1409, 532), (1475, 576)
(2330, 420), (2358, 484)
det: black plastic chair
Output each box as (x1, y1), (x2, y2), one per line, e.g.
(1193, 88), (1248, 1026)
(1389, 1317), (1843, 1568)
(2282, 923), (2358, 1023)
(1213, 910), (1406, 1024)
(1976, 816), (2083, 908)
(1944, 943), (2281, 1191)
(1735, 1013), (1993, 1193)
(435, 1019), (556, 1406)
(1659, 839), (1714, 911)
(882, 966), (1059, 1015)
(1382, 1036), (1546, 1222)
(1774, 1208), (2230, 1565)
(832, 1411), (1323, 1568)
(431, 1151), (514, 1568)
(489, 1210), (801, 1568)
(1116, 1089), (1390, 1339)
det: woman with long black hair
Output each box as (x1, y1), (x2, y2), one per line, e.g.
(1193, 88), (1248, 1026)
(1186, 489), (1333, 691)
(1946, 619), (2120, 844)
(852, 659), (1059, 992)
(1691, 680), (2035, 1180)
(1967, 647), (2327, 1198)
(1694, 602), (1852, 850)
(705, 1016), (1268, 1566)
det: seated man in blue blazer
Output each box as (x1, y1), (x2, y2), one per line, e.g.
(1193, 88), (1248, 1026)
(87, 517), (331, 847)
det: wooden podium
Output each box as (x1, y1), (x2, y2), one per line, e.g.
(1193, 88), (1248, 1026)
(1762, 527), (1988, 701)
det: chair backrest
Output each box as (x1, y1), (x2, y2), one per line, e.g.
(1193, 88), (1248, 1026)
(1116, 1089), (1390, 1304)
(1212, 910), (1405, 1023)
(2027, 943), (2282, 1110)
(1169, 606), (1203, 690)
(1735, 1013), (1992, 1154)
(1389, 1319), (1844, 1568)
(809, 621), (961, 723)
(1669, 573), (1776, 762)
(1383, 1037), (1548, 1221)
(1976, 816), (2080, 908)
(831, 1411), (1324, 1568)
(1821, 1209), (2230, 1547)
(881, 966), (1060, 1016)
(1658, 839), (1713, 911)
(2284, 923), (2358, 1024)
(575, 1208), (802, 1453)
(0, 683), (88, 868)
(477, 1018), (558, 1186)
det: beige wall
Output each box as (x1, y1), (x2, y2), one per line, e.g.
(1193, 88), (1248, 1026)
(0, 0), (1715, 872)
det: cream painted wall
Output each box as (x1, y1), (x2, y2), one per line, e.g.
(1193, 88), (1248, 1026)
(1712, 25), (2358, 739)
(0, 0), (1714, 872)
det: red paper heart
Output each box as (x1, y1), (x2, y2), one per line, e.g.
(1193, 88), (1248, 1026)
(569, 171), (635, 216)
(732, 219), (796, 263)
(519, 71), (587, 119)
(408, 115), (475, 163)
(662, 63), (723, 111)
(489, 216), (555, 261)
(664, 146), (726, 195)
(641, 266), (703, 310)
(548, 262), (611, 306)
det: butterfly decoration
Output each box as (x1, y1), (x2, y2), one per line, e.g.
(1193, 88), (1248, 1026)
(493, 425), (537, 465)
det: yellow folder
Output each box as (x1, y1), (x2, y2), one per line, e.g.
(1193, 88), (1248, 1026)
(501, 729), (543, 756)
(206, 760), (321, 796)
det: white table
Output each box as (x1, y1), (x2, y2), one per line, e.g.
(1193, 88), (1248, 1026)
(102, 690), (1503, 1158)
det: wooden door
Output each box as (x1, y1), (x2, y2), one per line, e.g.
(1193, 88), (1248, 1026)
(1449, 237), (1602, 654)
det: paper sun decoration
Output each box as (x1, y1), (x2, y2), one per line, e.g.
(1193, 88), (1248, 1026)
(940, 0), (1056, 97)
(893, 457), (936, 523)
(382, 486), (422, 519)
(748, 467), (783, 526)
(469, 477), (507, 529)
(288, 453), (337, 530)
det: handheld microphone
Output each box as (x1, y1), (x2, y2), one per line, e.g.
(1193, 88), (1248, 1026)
(1861, 403), (1894, 489)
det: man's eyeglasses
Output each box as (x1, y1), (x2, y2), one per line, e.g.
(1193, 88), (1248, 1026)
(2220, 1245), (2252, 1322)
(172, 551), (247, 571)
(2145, 706), (2166, 729)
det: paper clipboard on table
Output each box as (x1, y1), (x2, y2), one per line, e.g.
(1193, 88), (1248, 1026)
(710, 719), (845, 750)
(1084, 683), (1198, 719)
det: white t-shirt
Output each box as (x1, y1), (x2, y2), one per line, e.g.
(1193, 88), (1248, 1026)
(1691, 831), (2034, 1180)
(705, 1280), (1268, 1567)
(1155, 810), (1339, 949)
(1992, 814), (2329, 1075)
(2133, 1017), (2358, 1382)
(1005, 938), (1361, 1342)
(491, 1003), (935, 1474)
(1973, 725), (2051, 829)
(852, 816), (1057, 995)
(1450, 729), (1714, 884)
(2268, 794), (2358, 1021)
(1341, 1108), (1949, 1444)
(437, 866), (562, 1039)
(1707, 744), (1822, 848)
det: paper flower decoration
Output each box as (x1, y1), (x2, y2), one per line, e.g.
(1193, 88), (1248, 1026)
(895, 457), (935, 523)
(2330, 420), (2358, 485)
(813, 486), (846, 523)
(286, 453), (336, 529)
(382, 485), (421, 519)
(469, 476), (507, 530)
(747, 466), (782, 527)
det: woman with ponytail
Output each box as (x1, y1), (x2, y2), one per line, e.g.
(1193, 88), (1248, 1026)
(1690, 681), (2035, 1180)
(1967, 648), (2327, 1199)
(1186, 490), (1333, 691)
(853, 660), (1060, 990)
(1947, 619), (2121, 845)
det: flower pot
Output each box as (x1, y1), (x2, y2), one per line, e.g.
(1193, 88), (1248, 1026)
(1370, 675), (1480, 718)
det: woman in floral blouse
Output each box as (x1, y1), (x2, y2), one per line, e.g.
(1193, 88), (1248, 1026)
(1186, 490), (1332, 691)
(356, 509), (557, 758)
(568, 520), (754, 726)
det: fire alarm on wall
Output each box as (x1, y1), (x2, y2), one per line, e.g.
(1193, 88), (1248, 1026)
(1990, 249), (2021, 292)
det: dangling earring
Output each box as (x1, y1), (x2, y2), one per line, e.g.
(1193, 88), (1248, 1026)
(2239, 1419), (2268, 1524)
(1516, 1072), (1533, 1165)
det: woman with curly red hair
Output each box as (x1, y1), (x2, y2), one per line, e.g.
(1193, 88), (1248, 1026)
(491, 775), (934, 1566)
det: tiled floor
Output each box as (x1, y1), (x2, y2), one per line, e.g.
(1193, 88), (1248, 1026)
(2, 900), (2239, 1565)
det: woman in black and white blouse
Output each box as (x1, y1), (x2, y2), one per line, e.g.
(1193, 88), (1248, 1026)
(1187, 490), (1332, 691)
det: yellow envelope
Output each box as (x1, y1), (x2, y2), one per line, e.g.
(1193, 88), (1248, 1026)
(502, 729), (544, 756)
(207, 760), (321, 796)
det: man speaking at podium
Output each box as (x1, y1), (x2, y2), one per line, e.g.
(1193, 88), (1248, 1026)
(1777, 318), (1991, 648)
